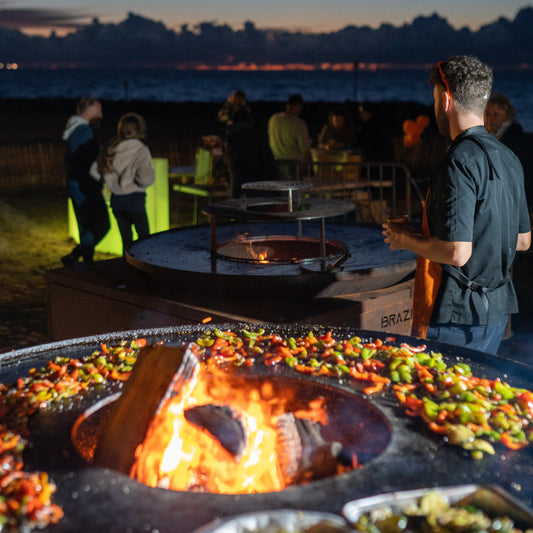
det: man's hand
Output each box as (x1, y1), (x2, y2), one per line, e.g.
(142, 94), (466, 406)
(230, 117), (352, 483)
(382, 221), (472, 266)
(382, 221), (413, 250)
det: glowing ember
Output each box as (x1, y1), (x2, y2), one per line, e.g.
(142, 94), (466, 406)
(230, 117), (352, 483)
(131, 366), (332, 494)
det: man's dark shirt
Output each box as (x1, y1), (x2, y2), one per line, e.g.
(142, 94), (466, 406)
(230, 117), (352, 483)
(427, 126), (530, 325)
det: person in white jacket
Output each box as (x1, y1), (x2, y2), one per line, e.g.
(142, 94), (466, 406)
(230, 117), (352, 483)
(91, 113), (155, 255)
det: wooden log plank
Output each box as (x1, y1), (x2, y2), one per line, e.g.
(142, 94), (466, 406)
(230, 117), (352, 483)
(94, 343), (199, 474)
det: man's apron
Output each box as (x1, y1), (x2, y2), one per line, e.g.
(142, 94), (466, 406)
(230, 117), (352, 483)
(411, 199), (441, 338)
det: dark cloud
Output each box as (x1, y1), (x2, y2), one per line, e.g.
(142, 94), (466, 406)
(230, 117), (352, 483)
(0, 6), (92, 30)
(0, 8), (532, 68)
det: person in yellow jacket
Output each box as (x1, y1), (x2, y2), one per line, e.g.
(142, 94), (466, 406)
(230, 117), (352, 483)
(383, 56), (531, 354)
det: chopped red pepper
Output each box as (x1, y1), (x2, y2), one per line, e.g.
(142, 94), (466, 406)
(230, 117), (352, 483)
(264, 355), (283, 366)
(363, 382), (384, 395)
(429, 421), (448, 434)
(500, 431), (528, 450)
(133, 338), (147, 348)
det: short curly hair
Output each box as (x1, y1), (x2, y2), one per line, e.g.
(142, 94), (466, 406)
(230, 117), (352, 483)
(430, 55), (493, 115)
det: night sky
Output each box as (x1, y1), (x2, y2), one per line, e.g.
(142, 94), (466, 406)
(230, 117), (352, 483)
(0, 1), (530, 35)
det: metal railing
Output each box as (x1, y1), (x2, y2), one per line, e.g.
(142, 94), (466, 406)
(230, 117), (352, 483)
(275, 157), (415, 224)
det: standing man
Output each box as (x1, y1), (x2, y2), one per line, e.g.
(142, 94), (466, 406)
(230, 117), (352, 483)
(62, 97), (109, 269)
(383, 56), (531, 354)
(268, 94), (311, 178)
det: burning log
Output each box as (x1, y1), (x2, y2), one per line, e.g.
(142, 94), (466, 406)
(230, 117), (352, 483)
(184, 404), (247, 460)
(276, 413), (343, 484)
(94, 343), (200, 474)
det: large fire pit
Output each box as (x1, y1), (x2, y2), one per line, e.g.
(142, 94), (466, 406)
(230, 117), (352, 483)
(4, 324), (533, 532)
(126, 189), (415, 297)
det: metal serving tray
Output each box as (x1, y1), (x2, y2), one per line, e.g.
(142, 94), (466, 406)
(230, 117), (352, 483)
(342, 484), (533, 529)
(192, 509), (350, 533)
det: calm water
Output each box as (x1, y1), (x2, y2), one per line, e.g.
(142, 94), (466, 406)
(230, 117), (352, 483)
(1, 68), (532, 131)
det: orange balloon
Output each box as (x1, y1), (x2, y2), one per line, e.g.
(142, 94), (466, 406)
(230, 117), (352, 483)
(417, 115), (430, 129)
(403, 132), (420, 147)
(402, 119), (418, 134)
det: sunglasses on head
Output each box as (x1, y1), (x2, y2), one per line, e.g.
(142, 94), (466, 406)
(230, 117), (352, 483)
(437, 61), (451, 96)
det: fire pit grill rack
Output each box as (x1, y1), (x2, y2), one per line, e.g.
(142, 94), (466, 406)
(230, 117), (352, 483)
(3, 324), (533, 533)
(202, 189), (355, 260)
(240, 180), (313, 213)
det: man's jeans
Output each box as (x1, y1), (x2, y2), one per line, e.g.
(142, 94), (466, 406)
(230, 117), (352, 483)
(426, 315), (509, 355)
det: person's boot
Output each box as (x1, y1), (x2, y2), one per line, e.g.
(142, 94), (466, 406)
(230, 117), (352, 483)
(61, 252), (79, 270)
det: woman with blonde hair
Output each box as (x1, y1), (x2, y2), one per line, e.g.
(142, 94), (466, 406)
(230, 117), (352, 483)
(91, 112), (155, 254)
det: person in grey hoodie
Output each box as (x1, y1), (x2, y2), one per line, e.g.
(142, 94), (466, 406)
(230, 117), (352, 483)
(91, 113), (155, 255)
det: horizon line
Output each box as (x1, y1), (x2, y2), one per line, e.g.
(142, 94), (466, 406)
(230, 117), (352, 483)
(5, 61), (533, 72)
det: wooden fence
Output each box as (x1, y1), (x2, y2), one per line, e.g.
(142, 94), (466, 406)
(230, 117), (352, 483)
(0, 141), (66, 192)
(0, 140), (195, 193)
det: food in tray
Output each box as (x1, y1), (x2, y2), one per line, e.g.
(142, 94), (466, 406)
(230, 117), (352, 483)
(248, 523), (350, 533)
(221, 522), (350, 533)
(349, 489), (533, 533)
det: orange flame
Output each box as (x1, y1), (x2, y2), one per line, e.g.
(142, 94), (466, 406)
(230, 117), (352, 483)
(131, 367), (328, 494)
(258, 251), (269, 263)
(247, 241), (269, 263)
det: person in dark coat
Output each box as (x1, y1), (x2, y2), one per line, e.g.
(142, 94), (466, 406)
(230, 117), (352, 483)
(217, 89), (253, 127)
(485, 93), (533, 211)
(357, 101), (395, 162)
(62, 97), (109, 269)
(225, 108), (280, 198)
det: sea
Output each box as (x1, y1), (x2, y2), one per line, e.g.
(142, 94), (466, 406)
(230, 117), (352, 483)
(1, 67), (533, 132)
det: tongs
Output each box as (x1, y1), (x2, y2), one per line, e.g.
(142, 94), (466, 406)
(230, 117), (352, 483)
(299, 251), (351, 274)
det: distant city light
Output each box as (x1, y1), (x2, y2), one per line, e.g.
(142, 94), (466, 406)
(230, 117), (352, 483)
(0, 63), (19, 70)
(190, 62), (426, 72)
